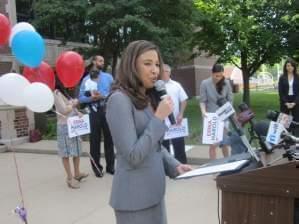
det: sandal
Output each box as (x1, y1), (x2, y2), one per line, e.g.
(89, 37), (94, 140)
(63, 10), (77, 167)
(66, 178), (80, 189)
(74, 173), (89, 182)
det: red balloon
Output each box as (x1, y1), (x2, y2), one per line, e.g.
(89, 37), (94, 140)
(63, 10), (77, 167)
(56, 51), (84, 88)
(0, 13), (11, 45)
(23, 61), (56, 90)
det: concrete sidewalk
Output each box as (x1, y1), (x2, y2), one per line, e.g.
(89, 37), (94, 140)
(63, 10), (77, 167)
(0, 152), (220, 224)
(6, 140), (228, 165)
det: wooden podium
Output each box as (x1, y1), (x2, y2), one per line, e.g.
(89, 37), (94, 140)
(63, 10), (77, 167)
(216, 160), (299, 224)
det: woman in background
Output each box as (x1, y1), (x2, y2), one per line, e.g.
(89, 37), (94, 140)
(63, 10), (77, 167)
(54, 89), (88, 189)
(199, 63), (233, 159)
(278, 58), (299, 135)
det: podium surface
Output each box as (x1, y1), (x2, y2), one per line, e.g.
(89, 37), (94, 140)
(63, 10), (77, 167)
(216, 160), (299, 224)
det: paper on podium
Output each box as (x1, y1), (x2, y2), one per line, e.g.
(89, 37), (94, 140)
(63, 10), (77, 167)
(176, 159), (249, 180)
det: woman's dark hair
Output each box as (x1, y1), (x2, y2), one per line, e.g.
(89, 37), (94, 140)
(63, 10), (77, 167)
(212, 63), (224, 73)
(113, 40), (164, 110)
(212, 63), (225, 94)
(55, 77), (74, 99)
(283, 58), (297, 76)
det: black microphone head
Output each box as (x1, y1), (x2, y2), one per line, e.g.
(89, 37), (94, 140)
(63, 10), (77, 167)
(253, 120), (270, 137)
(238, 102), (249, 112)
(266, 110), (279, 121)
(217, 97), (227, 106)
(154, 80), (166, 92)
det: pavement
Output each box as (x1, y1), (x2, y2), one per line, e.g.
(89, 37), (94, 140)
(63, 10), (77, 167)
(8, 140), (218, 165)
(0, 141), (225, 224)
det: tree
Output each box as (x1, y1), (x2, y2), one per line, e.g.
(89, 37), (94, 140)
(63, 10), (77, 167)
(192, 0), (297, 104)
(31, 0), (196, 74)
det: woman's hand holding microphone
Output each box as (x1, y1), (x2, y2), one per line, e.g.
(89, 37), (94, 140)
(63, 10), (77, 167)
(155, 96), (174, 121)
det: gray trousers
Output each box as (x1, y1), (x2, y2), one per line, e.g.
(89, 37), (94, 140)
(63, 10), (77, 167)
(114, 199), (167, 224)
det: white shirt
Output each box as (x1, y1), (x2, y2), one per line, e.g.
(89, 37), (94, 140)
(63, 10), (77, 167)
(85, 78), (98, 92)
(288, 78), (294, 96)
(164, 79), (188, 121)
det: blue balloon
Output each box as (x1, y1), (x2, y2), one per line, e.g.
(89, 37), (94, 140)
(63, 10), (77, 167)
(11, 30), (45, 68)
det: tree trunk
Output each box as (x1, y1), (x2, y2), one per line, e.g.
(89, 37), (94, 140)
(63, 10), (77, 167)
(242, 69), (250, 106)
(240, 50), (250, 106)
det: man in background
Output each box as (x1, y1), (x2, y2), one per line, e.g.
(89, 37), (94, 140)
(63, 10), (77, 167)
(79, 55), (115, 177)
(161, 64), (188, 163)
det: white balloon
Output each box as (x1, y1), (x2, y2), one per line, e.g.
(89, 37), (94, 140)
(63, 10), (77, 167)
(0, 73), (30, 106)
(23, 83), (54, 113)
(9, 22), (36, 46)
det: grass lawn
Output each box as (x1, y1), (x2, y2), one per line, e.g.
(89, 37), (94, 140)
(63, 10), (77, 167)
(185, 90), (280, 145)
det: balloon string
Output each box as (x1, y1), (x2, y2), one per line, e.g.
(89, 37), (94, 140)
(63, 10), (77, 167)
(51, 109), (103, 175)
(6, 111), (26, 208)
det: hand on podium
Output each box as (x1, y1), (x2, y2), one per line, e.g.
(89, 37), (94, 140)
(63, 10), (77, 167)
(176, 164), (192, 174)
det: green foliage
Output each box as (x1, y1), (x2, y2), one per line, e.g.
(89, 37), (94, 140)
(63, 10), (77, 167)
(31, 0), (197, 71)
(43, 117), (57, 140)
(192, 0), (297, 104)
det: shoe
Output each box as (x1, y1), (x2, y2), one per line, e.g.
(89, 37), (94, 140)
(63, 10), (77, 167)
(74, 173), (89, 182)
(94, 170), (104, 178)
(92, 164), (104, 178)
(66, 178), (80, 189)
(106, 167), (115, 175)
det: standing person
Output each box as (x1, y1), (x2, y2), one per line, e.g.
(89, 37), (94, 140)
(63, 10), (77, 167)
(79, 55), (115, 177)
(105, 40), (192, 224)
(199, 63), (233, 160)
(161, 64), (188, 164)
(54, 89), (88, 189)
(278, 58), (299, 134)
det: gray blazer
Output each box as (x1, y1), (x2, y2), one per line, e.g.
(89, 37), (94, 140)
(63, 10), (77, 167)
(106, 91), (180, 211)
(199, 77), (233, 112)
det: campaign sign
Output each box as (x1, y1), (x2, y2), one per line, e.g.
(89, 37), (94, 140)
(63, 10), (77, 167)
(277, 113), (293, 129)
(164, 118), (189, 140)
(67, 114), (90, 138)
(202, 113), (224, 144)
(215, 102), (235, 121)
(266, 121), (284, 144)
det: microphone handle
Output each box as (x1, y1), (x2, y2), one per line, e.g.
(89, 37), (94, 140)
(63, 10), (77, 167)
(168, 113), (176, 125)
(159, 94), (176, 125)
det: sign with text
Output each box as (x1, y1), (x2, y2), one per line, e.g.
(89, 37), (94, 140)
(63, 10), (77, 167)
(215, 102), (235, 121)
(202, 113), (224, 144)
(67, 114), (90, 138)
(164, 118), (189, 140)
(266, 121), (285, 144)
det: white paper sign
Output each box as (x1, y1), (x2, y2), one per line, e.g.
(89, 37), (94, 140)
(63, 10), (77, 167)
(215, 102), (235, 121)
(67, 114), (91, 138)
(266, 121), (285, 144)
(202, 113), (224, 144)
(277, 113), (293, 129)
(164, 118), (189, 140)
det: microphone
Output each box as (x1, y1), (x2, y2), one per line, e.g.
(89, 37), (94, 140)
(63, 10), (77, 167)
(154, 80), (176, 125)
(281, 131), (299, 144)
(217, 98), (260, 162)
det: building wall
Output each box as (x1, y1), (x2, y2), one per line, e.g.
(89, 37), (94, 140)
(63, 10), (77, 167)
(172, 54), (217, 97)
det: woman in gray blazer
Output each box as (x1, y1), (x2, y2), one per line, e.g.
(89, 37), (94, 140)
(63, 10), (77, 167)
(199, 64), (233, 160)
(106, 40), (191, 224)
